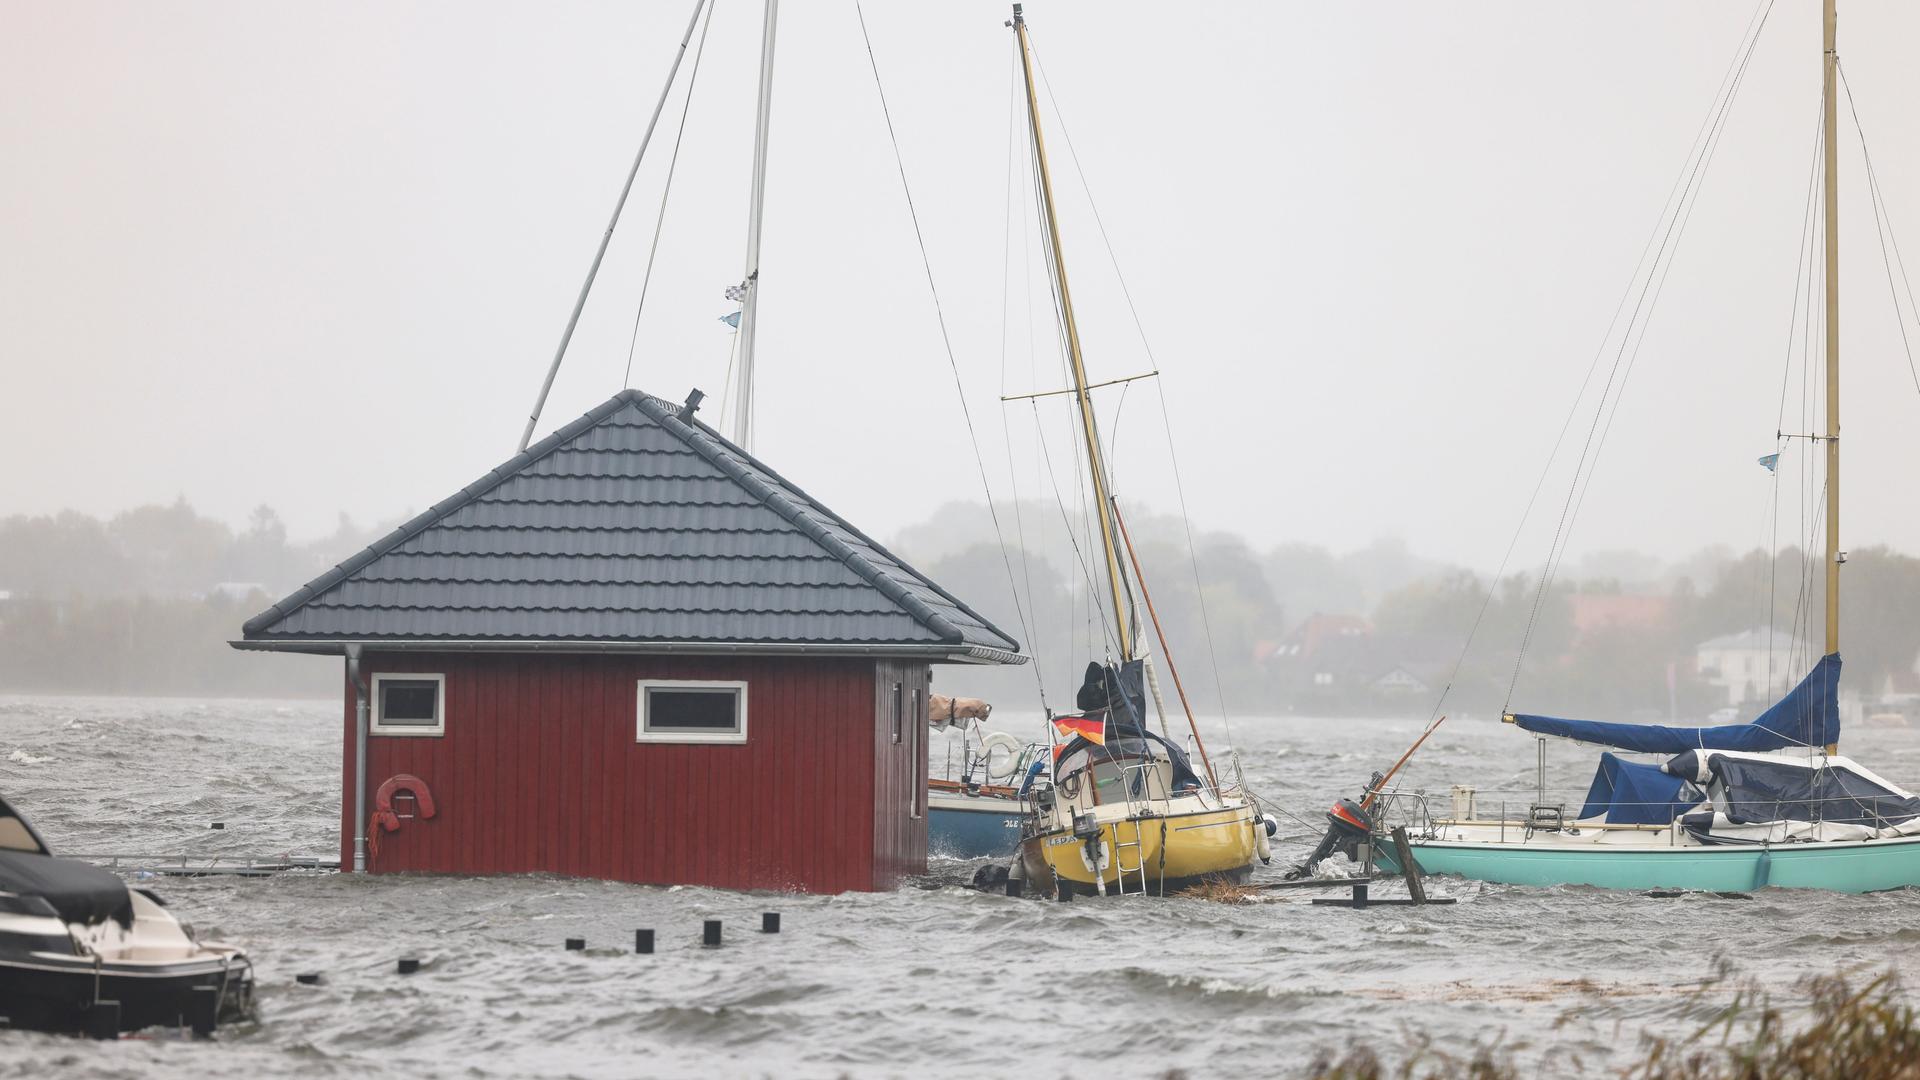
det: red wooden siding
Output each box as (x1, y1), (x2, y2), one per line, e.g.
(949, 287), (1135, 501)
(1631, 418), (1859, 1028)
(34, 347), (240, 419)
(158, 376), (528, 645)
(340, 652), (922, 893)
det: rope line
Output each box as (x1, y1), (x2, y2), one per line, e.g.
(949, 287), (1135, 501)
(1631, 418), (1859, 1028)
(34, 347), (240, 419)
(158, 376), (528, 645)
(853, 2), (1040, 669)
(1503, 0), (1775, 713)
(996, 44), (1050, 708)
(1839, 63), (1920, 400)
(1766, 110), (1826, 686)
(622, 0), (717, 388)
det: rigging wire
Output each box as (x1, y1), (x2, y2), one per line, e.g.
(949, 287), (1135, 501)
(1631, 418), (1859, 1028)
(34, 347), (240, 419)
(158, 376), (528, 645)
(1394, 0), (1782, 738)
(997, 43), (1050, 708)
(1767, 110), (1827, 685)
(1029, 400), (1122, 658)
(851, 2), (1041, 672)
(715, 322), (740, 434)
(1555, 13), (1775, 557)
(622, 0), (719, 388)
(1541, 0), (1776, 616)
(1838, 62), (1920, 400)
(1503, 0), (1776, 713)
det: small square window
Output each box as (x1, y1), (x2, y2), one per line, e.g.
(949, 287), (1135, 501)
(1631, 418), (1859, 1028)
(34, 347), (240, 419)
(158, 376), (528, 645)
(637, 680), (747, 744)
(371, 674), (445, 736)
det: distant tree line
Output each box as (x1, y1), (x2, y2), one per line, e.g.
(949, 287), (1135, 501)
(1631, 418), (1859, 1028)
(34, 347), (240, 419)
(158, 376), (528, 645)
(4, 496), (1919, 715)
(901, 500), (1920, 722)
(0, 500), (395, 697)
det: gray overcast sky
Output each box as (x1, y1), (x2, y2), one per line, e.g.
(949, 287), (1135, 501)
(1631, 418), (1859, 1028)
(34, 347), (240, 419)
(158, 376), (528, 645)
(4, 1), (1918, 571)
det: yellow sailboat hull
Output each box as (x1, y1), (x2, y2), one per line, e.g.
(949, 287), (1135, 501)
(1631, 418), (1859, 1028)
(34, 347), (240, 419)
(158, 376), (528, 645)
(1020, 804), (1259, 896)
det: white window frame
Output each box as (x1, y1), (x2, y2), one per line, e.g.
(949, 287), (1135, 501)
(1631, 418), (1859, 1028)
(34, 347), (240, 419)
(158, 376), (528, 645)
(370, 672), (446, 737)
(636, 679), (749, 745)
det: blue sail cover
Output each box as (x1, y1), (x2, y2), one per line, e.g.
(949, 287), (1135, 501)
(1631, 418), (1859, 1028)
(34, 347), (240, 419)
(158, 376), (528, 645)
(1514, 653), (1841, 753)
(1579, 752), (1700, 824)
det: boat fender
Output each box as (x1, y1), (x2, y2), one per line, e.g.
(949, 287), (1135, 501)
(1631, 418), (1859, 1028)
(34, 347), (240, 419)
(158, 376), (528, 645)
(1256, 814), (1277, 864)
(980, 732), (1024, 783)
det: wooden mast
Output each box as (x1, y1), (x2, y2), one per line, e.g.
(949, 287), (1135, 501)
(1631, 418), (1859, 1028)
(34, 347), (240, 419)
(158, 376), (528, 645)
(1011, 4), (1134, 661)
(1821, 0), (1841, 669)
(1820, 0), (1835, 749)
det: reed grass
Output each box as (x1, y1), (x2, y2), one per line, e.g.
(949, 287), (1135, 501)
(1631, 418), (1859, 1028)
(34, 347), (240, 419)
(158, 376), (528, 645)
(1306, 968), (1920, 1079)
(1174, 879), (1261, 904)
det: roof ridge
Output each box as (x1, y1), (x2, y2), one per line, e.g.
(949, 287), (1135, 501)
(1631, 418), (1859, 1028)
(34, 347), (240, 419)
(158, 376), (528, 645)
(241, 391), (650, 637)
(629, 395), (973, 646)
(633, 399), (1018, 653)
(243, 387), (1020, 659)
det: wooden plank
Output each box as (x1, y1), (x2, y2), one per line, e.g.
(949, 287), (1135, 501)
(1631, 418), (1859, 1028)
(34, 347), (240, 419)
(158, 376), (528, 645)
(529, 653), (552, 868)
(568, 655), (586, 879)
(602, 657), (621, 882)
(1311, 897), (1456, 907)
(1391, 826), (1427, 905)
(504, 656), (525, 872)
(782, 658), (804, 890)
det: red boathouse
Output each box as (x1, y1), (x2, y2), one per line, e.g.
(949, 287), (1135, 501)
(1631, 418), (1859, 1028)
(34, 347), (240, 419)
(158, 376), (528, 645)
(234, 389), (1023, 893)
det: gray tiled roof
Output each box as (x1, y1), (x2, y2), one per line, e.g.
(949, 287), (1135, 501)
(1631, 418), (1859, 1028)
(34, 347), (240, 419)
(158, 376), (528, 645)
(238, 390), (1023, 663)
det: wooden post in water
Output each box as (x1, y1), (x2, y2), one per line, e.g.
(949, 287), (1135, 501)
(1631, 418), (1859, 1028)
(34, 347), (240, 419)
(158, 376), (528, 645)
(1391, 826), (1427, 905)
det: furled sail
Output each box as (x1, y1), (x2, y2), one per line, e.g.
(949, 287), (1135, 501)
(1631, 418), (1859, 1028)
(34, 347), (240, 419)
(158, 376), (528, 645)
(1512, 653), (1841, 753)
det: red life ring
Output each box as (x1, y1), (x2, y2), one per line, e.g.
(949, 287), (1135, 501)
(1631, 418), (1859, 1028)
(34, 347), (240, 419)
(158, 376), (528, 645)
(367, 774), (435, 867)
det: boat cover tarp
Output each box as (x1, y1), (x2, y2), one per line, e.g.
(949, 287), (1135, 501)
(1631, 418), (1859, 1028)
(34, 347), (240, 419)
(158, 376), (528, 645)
(1513, 653), (1841, 753)
(1704, 753), (1920, 828)
(1075, 660), (1146, 726)
(1055, 722), (1203, 793)
(1579, 752), (1700, 824)
(0, 849), (132, 928)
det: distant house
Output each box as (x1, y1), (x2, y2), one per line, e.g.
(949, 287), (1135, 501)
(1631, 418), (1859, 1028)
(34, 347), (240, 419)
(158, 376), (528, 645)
(207, 582), (268, 604)
(235, 389), (1023, 894)
(1696, 627), (1811, 707)
(1567, 592), (1671, 645)
(1264, 614), (1444, 712)
(1369, 665), (1433, 697)
(1269, 614), (1372, 681)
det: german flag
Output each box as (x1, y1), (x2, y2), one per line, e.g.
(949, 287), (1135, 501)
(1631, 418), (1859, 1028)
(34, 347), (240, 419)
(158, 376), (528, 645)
(1052, 714), (1105, 746)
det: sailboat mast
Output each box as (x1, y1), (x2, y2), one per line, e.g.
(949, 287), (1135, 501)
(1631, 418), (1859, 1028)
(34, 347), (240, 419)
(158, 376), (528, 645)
(1821, 0), (1841, 661)
(1011, 4), (1134, 660)
(733, 0), (779, 451)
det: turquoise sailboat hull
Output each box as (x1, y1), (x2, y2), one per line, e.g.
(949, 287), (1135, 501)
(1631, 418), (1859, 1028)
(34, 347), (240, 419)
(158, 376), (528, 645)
(1379, 834), (1920, 894)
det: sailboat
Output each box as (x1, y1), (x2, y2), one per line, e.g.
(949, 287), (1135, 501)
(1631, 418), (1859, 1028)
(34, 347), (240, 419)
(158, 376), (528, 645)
(1371, 0), (1920, 894)
(1001, 6), (1267, 898)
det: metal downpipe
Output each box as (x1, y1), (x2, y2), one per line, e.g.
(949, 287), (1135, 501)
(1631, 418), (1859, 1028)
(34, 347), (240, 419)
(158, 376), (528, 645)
(346, 645), (369, 873)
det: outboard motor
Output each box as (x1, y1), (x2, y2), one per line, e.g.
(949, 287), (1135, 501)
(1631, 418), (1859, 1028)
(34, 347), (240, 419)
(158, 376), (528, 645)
(1286, 797), (1375, 880)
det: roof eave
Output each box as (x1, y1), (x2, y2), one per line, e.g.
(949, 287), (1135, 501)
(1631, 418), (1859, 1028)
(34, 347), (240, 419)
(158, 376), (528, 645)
(229, 638), (1029, 665)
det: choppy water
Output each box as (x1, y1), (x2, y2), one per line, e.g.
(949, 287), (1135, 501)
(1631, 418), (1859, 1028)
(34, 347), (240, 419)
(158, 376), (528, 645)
(2, 694), (1918, 1078)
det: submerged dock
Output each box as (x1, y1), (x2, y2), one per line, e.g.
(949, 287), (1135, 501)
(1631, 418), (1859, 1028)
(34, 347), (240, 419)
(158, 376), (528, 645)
(71, 853), (339, 877)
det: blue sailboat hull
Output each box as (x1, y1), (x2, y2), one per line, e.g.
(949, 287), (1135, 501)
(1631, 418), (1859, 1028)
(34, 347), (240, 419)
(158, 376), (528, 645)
(928, 792), (1023, 858)
(1379, 834), (1920, 894)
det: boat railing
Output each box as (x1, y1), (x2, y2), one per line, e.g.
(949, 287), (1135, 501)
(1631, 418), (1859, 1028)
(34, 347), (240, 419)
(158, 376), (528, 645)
(1120, 761), (1170, 810)
(1367, 790), (1437, 837)
(1401, 787), (1920, 845)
